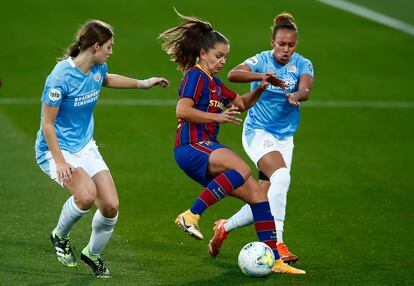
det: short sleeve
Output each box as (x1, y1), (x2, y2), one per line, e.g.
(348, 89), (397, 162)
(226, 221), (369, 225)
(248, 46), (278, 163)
(298, 58), (314, 78)
(41, 72), (67, 107)
(243, 53), (264, 73)
(178, 69), (205, 103)
(221, 83), (237, 106)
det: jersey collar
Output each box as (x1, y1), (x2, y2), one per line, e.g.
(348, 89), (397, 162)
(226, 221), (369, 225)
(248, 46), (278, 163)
(195, 64), (213, 80)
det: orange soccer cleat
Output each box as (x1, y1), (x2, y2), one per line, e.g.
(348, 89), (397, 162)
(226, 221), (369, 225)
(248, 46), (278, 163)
(277, 242), (299, 264)
(175, 210), (203, 240)
(272, 259), (306, 274)
(208, 219), (228, 257)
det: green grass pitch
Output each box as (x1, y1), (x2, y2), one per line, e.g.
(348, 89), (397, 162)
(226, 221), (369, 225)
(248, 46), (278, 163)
(0, 0), (413, 285)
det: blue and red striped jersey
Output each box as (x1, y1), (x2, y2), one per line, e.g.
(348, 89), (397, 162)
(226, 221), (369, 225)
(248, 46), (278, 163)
(175, 65), (237, 147)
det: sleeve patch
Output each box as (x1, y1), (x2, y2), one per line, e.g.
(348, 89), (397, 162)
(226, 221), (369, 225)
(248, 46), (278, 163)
(48, 88), (62, 102)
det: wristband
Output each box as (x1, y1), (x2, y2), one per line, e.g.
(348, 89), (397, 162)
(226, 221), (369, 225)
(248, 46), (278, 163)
(137, 79), (150, 89)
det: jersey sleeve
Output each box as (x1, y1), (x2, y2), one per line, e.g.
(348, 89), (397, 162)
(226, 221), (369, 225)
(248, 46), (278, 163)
(298, 58), (314, 78)
(41, 71), (68, 107)
(243, 53), (264, 73)
(178, 69), (205, 103)
(221, 83), (237, 105)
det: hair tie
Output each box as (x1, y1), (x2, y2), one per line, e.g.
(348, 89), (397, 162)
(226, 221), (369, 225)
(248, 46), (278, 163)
(275, 23), (295, 30)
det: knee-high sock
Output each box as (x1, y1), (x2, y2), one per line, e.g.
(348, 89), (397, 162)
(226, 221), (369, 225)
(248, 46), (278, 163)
(250, 201), (280, 260)
(190, 170), (245, 215)
(55, 196), (89, 238)
(87, 209), (118, 256)
(223, 204), (254, 232)
(268, 167), (290, 243)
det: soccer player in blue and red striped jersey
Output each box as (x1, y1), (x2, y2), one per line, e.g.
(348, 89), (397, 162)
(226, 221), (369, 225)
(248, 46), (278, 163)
(159, 10), (305, 274)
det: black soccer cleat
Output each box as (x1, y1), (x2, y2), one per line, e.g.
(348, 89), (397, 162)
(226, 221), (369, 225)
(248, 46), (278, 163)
(50, 229), (77, 267)
(80, 247), (111, 278)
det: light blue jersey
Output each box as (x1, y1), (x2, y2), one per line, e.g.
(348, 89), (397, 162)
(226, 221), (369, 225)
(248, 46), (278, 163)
(35, 58), (107, 164)
(243, 51), (313, 139)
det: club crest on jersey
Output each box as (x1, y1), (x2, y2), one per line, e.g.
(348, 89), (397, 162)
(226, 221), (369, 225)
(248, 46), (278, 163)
(287, 65), (297, 73)
(94, 72), (101, 82)
(48, 88), (62, 102)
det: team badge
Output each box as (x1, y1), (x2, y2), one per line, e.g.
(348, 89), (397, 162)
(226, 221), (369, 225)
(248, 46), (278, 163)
(287, 65), (297, 73)
(204, 141), (213, 146)
(48, 88), (62, 102)
(245, 56), (259, 66)
(95, 72), (101, 82)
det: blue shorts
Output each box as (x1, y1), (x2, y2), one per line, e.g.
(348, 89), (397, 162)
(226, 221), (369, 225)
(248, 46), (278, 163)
(174, 141), (228, 187)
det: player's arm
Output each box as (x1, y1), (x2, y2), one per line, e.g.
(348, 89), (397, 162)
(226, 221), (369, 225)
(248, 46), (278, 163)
(228, 64), (287, 89)
(228, 74), (272, 112)
(176, 98), (242, 125)
(41, 104), (75, 183)
(285, 74), (313, 106)
(103, 73), (170, 89)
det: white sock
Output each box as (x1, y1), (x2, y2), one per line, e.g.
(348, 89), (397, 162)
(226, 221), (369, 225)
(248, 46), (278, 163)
(276, 220), (284, 243)
(268, 168), (290, 242)
(55, 196), (89, 238)
(223, 204), (254, 232)
(87, 209), (118, 256)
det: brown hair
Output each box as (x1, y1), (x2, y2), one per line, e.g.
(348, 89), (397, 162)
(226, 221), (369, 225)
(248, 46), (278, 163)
(159, 9), (229, 72)
(60, 19), (114, 60)
(272, 12), (297, 38)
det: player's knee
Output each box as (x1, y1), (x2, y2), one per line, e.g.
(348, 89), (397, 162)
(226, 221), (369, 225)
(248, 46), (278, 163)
(100, 202), (119, 218)
(76, 183), (97, 209)
(236, 166), (252, 181)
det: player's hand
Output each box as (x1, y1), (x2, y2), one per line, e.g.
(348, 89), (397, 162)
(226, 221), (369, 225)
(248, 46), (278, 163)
(264, 72), (288, 89)
(56, 161), (75, 184)
(147, 77), (170, 88)
(216, 105), (242, 125)
(258, 73), (271, 90)
(285, 92), (300, 106)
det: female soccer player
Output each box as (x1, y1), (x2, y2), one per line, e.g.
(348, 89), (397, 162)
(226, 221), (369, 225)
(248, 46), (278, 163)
(208, 12), (314, 264)
(35, 19), (169, 278)
(159, 10), (305, 274)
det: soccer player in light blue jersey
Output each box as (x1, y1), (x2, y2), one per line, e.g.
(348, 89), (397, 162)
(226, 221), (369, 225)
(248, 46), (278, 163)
(35, 19), (169, 278)
(209, 12), (314, 264)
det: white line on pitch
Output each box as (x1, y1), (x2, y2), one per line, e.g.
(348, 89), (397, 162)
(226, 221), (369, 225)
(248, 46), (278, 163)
(316, 0), (414, 36)
(0, 98), (413, 108)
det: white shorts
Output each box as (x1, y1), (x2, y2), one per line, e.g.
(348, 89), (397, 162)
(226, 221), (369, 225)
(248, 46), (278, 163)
(242, 128), (294, 171)
(39, 139), (109, 186)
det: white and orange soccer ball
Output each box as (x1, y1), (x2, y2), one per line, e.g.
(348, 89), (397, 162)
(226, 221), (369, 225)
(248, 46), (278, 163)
(238, 242), (275, 276)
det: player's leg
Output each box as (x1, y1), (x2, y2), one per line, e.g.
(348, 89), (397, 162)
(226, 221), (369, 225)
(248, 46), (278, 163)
(257, 136), (298, 263)
(80, 170), (118, 278)
(208, 180), (269, 257)
(175, 146), (246, 240)
(205, 149), (281, 259)
(51, 168), (96, 267)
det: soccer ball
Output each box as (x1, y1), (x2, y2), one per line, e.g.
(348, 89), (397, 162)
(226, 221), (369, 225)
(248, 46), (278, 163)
(238, 242), (275, 276)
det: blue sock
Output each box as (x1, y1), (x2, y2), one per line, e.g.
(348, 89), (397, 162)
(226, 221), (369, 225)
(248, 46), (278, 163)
(190, 170), (244, 215)
(250, 201), (280, 260)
